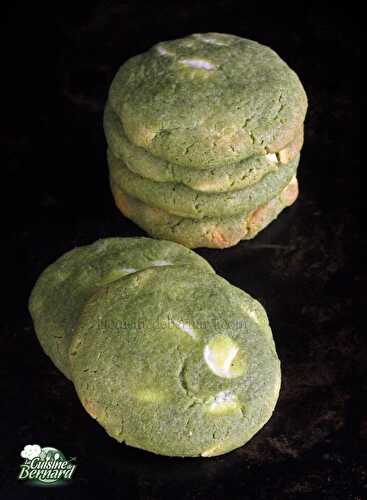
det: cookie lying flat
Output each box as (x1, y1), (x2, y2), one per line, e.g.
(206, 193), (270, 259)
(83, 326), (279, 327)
(28, 238), (214, 379)
(69, 266), (281, 457)
(108, 33), (307, 168)
(104, 103), (303, 192)
(111, 177), (298, 249)
(108, 151), (299, 219)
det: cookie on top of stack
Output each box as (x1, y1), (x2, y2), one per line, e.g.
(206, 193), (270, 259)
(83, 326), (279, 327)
(104, 33), (307, 248)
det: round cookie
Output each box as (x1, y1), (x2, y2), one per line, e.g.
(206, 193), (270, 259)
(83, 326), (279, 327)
(107, 33), (307, 168)
(108, 151), (299, 219)
(69, 266), (281, 457)
(104, 103), (303, 192)
(111, 177), (299, 249)
(28, 238), (214, 379)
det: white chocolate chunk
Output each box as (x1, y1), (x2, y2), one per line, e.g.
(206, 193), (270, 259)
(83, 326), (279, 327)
(98, 267), (137, 285)
(201, 444), (226, 457)
(195, 34), (228, 46)
(120, 267), (137, 274)
(204, 335), (245, 378)
(156, 45), (174, 56)
(151, 259), (172, 266)
(207, 390), (240, 415)
(180, 58), (216, 70)
(266, 153), (278, 163)
(247, 310), (259, 324)
(172, 319), (197, 340)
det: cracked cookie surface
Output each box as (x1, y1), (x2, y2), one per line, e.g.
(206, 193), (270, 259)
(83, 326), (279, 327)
(107, 33), (307, 168)
(104, 102), (303, 193)
(69, 266), (281, 457)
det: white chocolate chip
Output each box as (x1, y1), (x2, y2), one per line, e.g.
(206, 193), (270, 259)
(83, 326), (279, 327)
(247, 310), (259, 324)
(151, 259), (172, 267)
(207, 390), (240, 415)
(172, 319), (197, 340)
(195, 34), (228, 46)
(204, 335), (245, 378)
(201, 444), (225, 457)
(120, 267), (137, 274)
(180, 58), (216, 70)
(266, 153), (278, 163)
(156, 45), (174, 56)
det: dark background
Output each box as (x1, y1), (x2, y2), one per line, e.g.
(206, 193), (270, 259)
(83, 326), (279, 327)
(1, 2), (365, 499)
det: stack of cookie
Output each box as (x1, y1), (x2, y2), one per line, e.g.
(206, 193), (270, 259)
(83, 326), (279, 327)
(105, 33), (307, 248)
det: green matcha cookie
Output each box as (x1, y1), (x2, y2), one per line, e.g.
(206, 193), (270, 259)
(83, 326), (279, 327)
(111, 177), (298, 248)
(69, 266), (281, 457)
(104, 103), (303, 192)
(29, 238), (214, 379)
(107, 33), (307, 168)
(108, 150), (299, 219)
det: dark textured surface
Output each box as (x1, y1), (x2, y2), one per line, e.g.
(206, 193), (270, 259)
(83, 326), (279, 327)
(1, 2), (365, 499)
